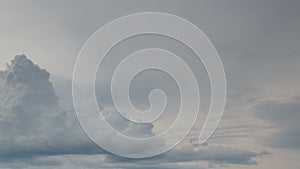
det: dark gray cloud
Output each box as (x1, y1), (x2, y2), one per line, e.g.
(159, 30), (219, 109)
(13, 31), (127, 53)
(105, 145), (270, 165)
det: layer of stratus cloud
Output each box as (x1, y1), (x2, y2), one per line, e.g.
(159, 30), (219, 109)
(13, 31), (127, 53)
(0, 55), (268, 168)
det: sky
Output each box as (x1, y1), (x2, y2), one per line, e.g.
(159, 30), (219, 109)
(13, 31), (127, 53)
(0, 0), (300, 168)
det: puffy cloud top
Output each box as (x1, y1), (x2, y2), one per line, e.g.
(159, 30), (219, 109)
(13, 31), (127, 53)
(0, 55), (156, 159)
(0, 55), (268, 168)
(0, 55), (97, 158)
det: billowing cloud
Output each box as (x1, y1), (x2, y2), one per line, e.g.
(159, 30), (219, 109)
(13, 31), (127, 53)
(0, 55), (158, 158)
(0, 55), (269, 168)
(0, 55), (100, 158)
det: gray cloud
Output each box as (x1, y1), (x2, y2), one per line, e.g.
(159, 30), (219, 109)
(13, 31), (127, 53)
(105, 145), (270, 165)
(0, 146), (269, 169)
(1, 0), (300, 168)
(255, 97), (300, 149)
(0, 55), (102, 158)
(0, 55), (158, 159)
(0, 55), (270, 168)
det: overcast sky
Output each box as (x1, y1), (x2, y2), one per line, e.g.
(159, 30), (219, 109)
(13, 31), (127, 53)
(0, 0), (300, 169)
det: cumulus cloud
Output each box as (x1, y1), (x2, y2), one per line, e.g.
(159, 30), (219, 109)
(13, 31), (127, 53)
(0, 55), (100, 158)
(0, 55), (269, 168)
(0, 55), (160, 158)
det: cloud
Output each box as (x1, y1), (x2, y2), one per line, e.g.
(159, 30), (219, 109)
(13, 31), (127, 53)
(0, 55), (269, 168)
(0, 55), (161, 159)
(0, 145), (269, 169)
(255, 97), (300, 149)
(104, 144), (269, 166)
(0, 154), (204, 169)
(0, 55), (101, 158)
